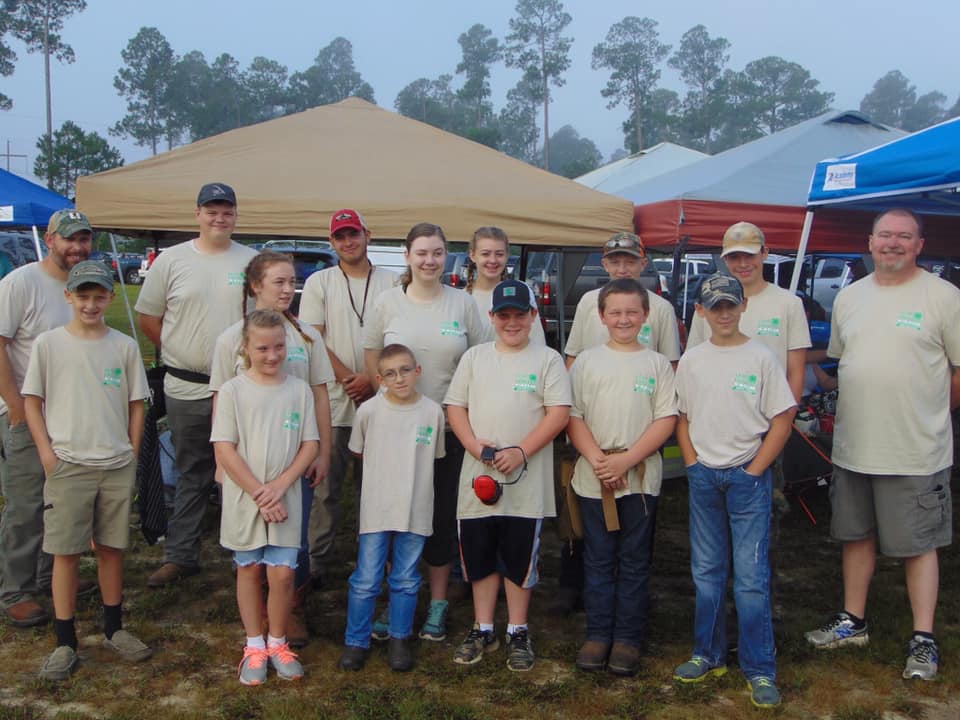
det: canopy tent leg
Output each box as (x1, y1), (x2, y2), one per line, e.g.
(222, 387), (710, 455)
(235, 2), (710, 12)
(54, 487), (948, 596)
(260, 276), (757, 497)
(790, 210), (815, 293)
(108, 233), (140, 344)
(30, 225), (43, 261)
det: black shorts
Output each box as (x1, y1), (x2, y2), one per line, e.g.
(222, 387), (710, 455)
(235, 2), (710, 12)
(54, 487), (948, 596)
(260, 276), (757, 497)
(422, 432), (464, 567)
(458, 516), (541, 588)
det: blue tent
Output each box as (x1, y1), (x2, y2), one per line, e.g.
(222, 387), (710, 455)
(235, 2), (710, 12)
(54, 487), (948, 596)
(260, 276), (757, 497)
(807, 116), (960, 214)
(0, 168), (73, 229)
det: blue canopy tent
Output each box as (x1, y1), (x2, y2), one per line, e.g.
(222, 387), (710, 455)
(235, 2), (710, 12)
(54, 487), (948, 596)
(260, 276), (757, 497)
(0, 168), (73, 261)
(791, 116), (960, 290)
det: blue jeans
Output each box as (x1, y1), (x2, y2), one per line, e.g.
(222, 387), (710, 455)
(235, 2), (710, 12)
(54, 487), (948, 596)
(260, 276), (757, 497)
(579, 493), (657, 647)
(687, 462), (775, 680)
(345, 531), (425, 648)
(295, 478), (314, 589)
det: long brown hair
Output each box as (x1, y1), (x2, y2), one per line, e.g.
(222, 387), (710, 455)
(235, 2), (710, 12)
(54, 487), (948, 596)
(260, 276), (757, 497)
(241, 250), (312, 346)
(465, 226), (509, 294)
(400, 222), (447, 289)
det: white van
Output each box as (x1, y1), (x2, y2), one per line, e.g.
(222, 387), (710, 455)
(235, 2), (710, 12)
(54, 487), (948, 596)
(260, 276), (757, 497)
(366, 244), (407, 274)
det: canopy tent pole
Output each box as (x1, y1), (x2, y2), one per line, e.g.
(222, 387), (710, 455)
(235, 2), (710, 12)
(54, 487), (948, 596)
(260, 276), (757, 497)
(31, 225), (43, 260)
(790, 210), (815, 293)
(108, 233), (139, 343)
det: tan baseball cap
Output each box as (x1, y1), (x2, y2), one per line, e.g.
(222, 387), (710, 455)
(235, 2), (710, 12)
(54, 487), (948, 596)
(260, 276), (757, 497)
(721, 222), (765, 257)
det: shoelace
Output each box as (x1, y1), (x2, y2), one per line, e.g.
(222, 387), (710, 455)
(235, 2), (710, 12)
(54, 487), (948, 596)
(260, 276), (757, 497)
(464, 627), (484, 642)
(910, 641), (937, 664)
(239, 646), (268, 673)
(753, 677), (775, 690)
(509, 630), (530, 649)
(269, 643), (298, 664)
(819, 614), (850, 632)
(424, 604), (445, 628)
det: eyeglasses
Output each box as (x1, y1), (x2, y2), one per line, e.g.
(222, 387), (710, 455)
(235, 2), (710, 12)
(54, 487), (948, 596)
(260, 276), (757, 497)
(604, 236), (645, 256)
(381, 366), (416, 382)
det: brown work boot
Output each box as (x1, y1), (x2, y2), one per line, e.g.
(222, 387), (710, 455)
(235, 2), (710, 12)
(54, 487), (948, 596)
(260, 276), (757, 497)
(607, 641), (642, 676)
(146, 562), (199, 588)
(5, 599), (49, 628)
(575, 640), (610, 672)
(287, 583), (310, 649)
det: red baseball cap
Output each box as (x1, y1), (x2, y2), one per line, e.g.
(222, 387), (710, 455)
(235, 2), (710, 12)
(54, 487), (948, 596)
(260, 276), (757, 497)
(329, 209), (367, 235)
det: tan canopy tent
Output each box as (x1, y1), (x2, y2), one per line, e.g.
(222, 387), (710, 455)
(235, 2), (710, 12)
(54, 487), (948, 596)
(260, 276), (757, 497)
(75, 98), (633, 246)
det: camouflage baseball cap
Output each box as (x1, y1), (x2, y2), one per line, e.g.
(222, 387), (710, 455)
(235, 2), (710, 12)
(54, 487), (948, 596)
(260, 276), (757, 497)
(48, 209), (92, 238)
(699, 273), (745, 309)
(602, 232), (645, 259)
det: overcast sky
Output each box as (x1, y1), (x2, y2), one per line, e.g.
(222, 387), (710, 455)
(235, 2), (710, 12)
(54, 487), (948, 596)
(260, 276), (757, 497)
(1, 0), (955, 183)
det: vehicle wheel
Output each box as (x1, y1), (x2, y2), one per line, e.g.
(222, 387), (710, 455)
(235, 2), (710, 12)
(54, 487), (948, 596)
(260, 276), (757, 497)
(125, 268), (142, 285)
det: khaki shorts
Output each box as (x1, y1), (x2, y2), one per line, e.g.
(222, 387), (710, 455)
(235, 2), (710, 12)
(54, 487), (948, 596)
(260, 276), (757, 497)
(829, 466), (952, 557)
(42, 459), (135, 555)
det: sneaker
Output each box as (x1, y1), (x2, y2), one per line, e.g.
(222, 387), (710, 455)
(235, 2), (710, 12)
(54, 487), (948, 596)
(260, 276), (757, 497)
(804, 611), (869, 649)
(371, 606), (390, 641)
(505, 628), (535, 672)
(575, 640), (610, 672)
(103, 629), (153, 662)
(268, 642), (303, 681)
(748, 677), (782, 708)
(673, 656), (727, 683)
(418, 599), (449, 642)
(238, 646), (269, 686)
(902, 636), (939, 681)
(454, 624), (499, 665)
(38, 645), (79, 681)
(338, 645), (369, 671)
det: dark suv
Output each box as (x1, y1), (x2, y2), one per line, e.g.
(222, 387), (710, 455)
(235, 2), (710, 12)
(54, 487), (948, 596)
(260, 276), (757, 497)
(261, 240), (338, 314)
(0, 231), (39, 280)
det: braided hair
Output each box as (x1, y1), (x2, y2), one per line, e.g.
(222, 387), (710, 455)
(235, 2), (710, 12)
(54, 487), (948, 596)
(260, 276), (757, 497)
(242, 250), (313, 347)
(465, 226), (509, 294)
(240, 309), (285, 369)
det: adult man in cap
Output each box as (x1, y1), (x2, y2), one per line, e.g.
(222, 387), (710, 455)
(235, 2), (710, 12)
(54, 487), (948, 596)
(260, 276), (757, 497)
(686, 222), (810, 402)
(0, 209), (93, 626)
(805, 208), (959, 682)
(299, 209), (397, 588)
(136, 183), (257, 586)
(555, 231), (682, 614)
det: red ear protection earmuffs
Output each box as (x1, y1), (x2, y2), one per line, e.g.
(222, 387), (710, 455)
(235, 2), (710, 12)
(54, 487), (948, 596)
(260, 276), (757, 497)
(472, 446), (527, 506)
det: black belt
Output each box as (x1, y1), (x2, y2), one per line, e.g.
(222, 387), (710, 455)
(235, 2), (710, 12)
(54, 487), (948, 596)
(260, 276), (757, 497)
(163, 365), (211, 385)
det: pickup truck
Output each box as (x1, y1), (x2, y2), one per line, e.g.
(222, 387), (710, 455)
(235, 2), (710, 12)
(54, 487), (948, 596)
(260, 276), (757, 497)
(103, 252), (144, 285)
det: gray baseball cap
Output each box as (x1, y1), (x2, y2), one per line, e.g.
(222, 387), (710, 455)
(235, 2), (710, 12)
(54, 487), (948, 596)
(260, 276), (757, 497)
(197, 182), (237, 206)
(66, 260), (114, 292)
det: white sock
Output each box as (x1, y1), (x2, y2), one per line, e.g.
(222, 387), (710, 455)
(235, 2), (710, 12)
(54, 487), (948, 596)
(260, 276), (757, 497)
(246, 636), (266, 650)
(478, 623), (494, 634)
(267, 634), (286, 648)
(507, 624), (527, 635)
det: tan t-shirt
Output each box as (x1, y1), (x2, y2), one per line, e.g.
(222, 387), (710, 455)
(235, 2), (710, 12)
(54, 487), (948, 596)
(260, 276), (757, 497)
(209, 317), (335, 392)
(828, 271), (960, 475)
(444, 342), (571, 520)
(362, 285), (490, 406)
(299, 265), (398, 427)
(569, 345), (678, 498)
(211, 373), (319, 551)
(348, 393), (446, 536)
(469, 287), (547, 346)
(135, 239), (257, 401)
(22, 327), (149, 468)
(564, 288), (681, 361)
(687, 282), (811, 369)
(0, 263), (72, 417)
(676, 339), (796, 468)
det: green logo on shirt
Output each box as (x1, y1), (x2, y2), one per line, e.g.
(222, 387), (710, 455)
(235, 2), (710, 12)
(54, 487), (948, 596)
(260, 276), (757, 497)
(415, 425), (434, 445)
(634, 375), (656, 395)
(287, 347), (308, 364)
(637, 324), (652, 346)
(102, 367), (123, 388)
(227, 272), (245, 286)
(512, 373), (538, 393)
(283, 412), (301, 431)
(895, 311), (923, 331)
(440, 320), (465, 337)
(732, 373), (758, 395)
(757, 317), (781, 336)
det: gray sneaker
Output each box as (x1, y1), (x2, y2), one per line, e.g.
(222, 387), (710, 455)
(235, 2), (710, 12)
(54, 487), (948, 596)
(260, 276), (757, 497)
(39, 645), (79, 681)
(238, 646), (269, 686)
(268, 642), (303, 681)
(103, 629), (153, 662)
(902, 636), (939, 680)
(673, 656), (727, 683)
(418, 599), (449, 642)
(454, 624), (499, 665)
(805, 611), (869, 649)
(371, 606), (390, 641)
(505, 628), (535, 672)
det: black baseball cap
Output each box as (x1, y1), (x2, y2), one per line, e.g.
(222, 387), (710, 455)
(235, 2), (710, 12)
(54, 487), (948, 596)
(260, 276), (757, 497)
(491, 279), (532, 313)
(197, 183), (237, 206)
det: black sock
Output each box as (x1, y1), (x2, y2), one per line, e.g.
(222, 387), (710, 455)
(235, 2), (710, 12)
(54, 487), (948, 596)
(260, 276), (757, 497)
(55, 618), (78, 650)
(913, 630), (935, 642)
(103, 603), (122, 640)
(844, 611), (865, 628)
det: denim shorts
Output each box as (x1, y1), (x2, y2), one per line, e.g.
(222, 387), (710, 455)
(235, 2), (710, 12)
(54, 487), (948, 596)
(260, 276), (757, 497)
(234, 545), (299, 569)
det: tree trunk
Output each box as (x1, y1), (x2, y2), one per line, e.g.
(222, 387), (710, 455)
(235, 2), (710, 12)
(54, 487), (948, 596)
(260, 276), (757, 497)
(635, 109), (643, 153)
(43, 5), (53, 189)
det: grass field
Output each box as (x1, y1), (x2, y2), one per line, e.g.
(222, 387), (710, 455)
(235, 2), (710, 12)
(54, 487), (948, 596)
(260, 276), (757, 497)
(103, 284), (155, 367)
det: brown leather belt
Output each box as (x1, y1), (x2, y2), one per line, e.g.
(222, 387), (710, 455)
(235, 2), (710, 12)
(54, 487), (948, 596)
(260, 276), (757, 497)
(600, 449), (627, 532)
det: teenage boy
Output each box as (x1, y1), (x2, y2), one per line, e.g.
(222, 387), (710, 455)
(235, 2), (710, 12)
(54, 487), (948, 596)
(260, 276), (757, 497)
(444, 279), (571, 672)
(299, 209), (398, 588)
(339, 344), (445, 673)
(567, 279), (678, 676)
(23, 260), (151, 681)
(0, 209), (93, 628)
(673, 274), (796, 709)
(136, 183), (257, 586)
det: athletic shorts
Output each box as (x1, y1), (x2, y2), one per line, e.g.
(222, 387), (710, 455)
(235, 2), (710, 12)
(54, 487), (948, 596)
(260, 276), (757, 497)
(829, 466), (952, 557)
(458, 516), (541, 588)
(233, 545), (299, 569)
(42, 459), (135, 555)
(422, 432), (464, 567)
